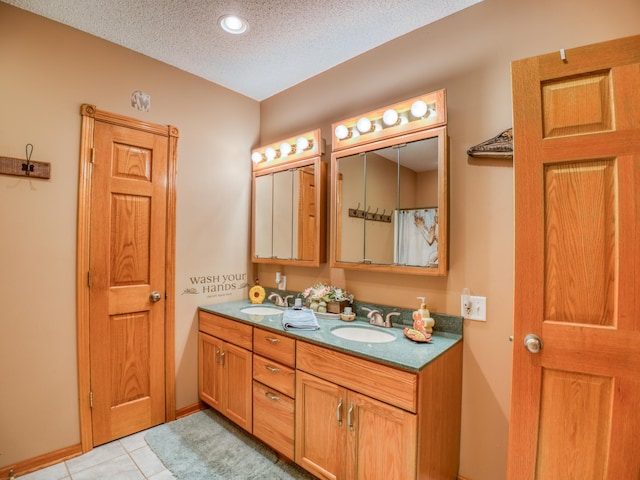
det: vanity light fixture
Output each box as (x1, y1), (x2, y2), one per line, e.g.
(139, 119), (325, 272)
(296, 136), (312, 151)
(382, 109), (399, 126)
(280, 142), (293, 157)
(335, 124), (351, 140)
(356, 117), (374, 134)
(265, 146), (278, 161)
(331, 89), (446, 151)
(251, 129), (322, 168)
(218, 14), (249, 34)
(411, 100), (429, 118)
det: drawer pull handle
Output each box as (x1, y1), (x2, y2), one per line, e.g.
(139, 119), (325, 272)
(215, 348), (221, 365)
(348, 403), (355, 431)
(264, 364), (280, 373)
(265, 337), (280, 344)
(336, 398), (344, 426)
(219, 350), (225, 366)
(265, 391), (280, 401)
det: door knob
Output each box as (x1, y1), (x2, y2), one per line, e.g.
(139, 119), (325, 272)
(149, 291), (162, 303)
(523, 333), (543, 353)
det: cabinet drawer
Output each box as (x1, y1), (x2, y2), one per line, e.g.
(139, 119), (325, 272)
(297, 341), (417, 412)
(253, 381), (294, 460)
(253, 328), (295, 367)
(199, 311), (252, 350)
(253, 355), (295, 398)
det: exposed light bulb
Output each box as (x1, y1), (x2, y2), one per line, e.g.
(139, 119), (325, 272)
(280, 142), (292, 157)
(335, 124), (351, 140)
(410, 100), (428, 118)
(382, 109), (399, 126)
(251, 151), (263, 163)
(265, 147), (277, 161)
(296, 137), (310, 151)
(356, 117), (372, 133)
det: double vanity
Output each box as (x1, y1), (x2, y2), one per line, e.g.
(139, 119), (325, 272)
(198, 300), (462, 480)
(203, 88), (462, 479)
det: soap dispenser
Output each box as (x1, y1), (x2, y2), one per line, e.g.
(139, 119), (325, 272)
(414, 296), (435, 334)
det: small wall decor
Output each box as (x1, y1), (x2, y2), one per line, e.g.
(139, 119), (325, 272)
(467, 128), (513, 159)
(0, 144), (51, 179)
(131, 90), (151, 112)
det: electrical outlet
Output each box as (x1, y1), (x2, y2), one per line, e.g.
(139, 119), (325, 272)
(461, 295), (487, 321)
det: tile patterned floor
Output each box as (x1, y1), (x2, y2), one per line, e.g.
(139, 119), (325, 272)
(17, 431), (175, 480)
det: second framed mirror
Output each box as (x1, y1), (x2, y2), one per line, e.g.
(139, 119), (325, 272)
(330, 90), (448, 276)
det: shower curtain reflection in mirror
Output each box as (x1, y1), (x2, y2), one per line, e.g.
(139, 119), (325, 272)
(394, 208), (438, 267)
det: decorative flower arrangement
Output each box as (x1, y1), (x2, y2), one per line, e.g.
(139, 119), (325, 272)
(303, 283), (354, 313)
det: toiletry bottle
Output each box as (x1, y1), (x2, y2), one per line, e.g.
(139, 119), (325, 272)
(415, 296), (435, 334)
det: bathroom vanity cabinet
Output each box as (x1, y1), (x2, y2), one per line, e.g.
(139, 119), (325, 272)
(295, 341), (461, 480)
(198, 312), (253, 432)
(198, 306), (462, 479)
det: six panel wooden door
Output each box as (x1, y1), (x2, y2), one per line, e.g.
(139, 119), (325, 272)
(89, 121), (168, 445)
(508, 35), (640, 479)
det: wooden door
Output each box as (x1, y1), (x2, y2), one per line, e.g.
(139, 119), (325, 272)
(508, 35), (640, 479)
(89, 120), (169, 446)
(296, 371), (347, 480)
(347, 391), (416, 480)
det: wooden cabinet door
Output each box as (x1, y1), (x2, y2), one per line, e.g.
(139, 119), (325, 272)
(296, 371), (347, 480)
(347, 390), (417, 480)
(198, 332), (223, 410)
(198, 333), (252, 432)
(508, 34), (640, 479)
(222, 341), (253, 432)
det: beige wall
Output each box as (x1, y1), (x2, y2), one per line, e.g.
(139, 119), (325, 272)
(1, 0), (639, 479)
(0, 2), (258, 468)
(257, 1), (640, 479)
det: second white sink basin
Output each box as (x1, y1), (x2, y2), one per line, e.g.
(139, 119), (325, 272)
(240, 306), (284, 315)
(331, 326), (396, 343)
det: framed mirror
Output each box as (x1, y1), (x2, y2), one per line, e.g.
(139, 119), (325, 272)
(330, 90), (448, 276)
(251, 129), (326, 266)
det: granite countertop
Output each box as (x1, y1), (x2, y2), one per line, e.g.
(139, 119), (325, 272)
(199, 300), (463, 373)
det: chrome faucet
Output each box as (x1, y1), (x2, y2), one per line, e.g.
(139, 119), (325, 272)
(362, 307), (395, 328)
(269, 293), (293, 307)
(268, 292), (286, 307)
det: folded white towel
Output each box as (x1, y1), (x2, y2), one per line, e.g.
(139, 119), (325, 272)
(282, 308), (319, 331)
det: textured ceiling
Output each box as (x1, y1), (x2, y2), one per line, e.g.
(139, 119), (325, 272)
(4, 0), (482, 101)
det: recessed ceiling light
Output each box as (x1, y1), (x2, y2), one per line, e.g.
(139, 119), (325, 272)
(218, 14), (248, 34)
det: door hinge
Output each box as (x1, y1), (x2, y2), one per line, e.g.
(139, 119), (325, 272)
(90, 147), (95, 164)
(90, 391), (93, 408)
(87, 270), (91, 288)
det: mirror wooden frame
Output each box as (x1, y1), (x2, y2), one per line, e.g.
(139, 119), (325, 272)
(330, 90), (448, 276)
(251, 129), (327, 267)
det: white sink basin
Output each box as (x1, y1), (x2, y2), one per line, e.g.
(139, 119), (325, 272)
(240, 306), (284, 315)
(331, 326), (396, 343)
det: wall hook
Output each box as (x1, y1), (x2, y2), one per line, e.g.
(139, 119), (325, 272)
(0, 143), (51, 179)
(23, 143), (34, 175)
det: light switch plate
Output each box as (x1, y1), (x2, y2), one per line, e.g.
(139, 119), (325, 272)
(461, 295), (486, 321)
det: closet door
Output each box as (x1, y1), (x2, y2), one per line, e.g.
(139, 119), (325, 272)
(508, 35), (640, 479)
